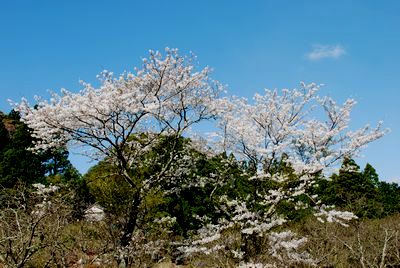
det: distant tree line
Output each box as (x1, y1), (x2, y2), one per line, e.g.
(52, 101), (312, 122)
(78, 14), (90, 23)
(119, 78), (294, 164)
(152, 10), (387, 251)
(316, 158), (400, 219)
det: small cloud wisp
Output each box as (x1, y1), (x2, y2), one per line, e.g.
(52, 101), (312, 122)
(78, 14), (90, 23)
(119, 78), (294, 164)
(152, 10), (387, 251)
(306, 44), (346, 61)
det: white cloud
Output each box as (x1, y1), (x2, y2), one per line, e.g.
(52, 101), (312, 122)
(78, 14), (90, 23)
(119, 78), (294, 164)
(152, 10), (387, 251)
(386, 177), (400, 184)
(306, 44), (346, 61)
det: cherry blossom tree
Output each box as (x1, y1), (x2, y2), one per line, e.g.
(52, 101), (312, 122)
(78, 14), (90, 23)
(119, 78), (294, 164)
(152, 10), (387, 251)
(178, 82), (387, 265)
(13, 48), (222, 256)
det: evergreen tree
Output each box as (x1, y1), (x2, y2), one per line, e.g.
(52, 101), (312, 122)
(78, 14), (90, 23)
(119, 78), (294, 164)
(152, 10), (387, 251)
(363, 163), (379, 187)
(0, 110), (78, 187)
(317, 158), (383, 218)
(0, 113), (45, 187)
(42, 148), (81, 182)
(378, 181), (400, 215)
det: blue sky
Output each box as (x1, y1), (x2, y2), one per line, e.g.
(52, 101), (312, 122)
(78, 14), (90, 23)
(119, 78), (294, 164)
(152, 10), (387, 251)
(1, 1), (399, 181)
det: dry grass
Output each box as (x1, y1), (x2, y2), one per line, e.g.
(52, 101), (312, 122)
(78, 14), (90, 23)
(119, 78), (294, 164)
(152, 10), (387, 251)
(294, 213), (400, 267)
(2, 212), (400, 267)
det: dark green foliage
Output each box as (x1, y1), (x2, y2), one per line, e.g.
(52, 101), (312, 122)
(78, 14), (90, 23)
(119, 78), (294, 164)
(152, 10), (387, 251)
(0, 113), (45, 187)
(318, 158), (380, 218)
(0, 110), (78, 188)
(0, 118), (8, 151)
(67, 176), (95, 219)
(42, 148), (81, 183)
(315, 158), (400, 219)
(363, 163), (379, 187)
(377, 181), (400, 215)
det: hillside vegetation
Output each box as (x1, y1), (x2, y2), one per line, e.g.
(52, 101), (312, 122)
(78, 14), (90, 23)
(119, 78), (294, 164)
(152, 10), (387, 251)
(1, 49), (394, 267)
(0, 110), (399, 267)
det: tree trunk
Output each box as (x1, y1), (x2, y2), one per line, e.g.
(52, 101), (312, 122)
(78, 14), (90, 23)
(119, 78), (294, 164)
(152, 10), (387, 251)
(120, 194), (141, 247)
(116, 193), (141, 267)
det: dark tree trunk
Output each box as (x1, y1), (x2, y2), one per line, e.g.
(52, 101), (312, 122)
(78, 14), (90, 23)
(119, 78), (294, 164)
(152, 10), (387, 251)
(120, 194), (141, 247)
(116, 193), (141, 267)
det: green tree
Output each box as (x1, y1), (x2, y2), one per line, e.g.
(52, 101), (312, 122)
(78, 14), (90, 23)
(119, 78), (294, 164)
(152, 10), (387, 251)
(363, 163), (379, 187)
(0, 110), (78, 187)
(318, 158), (383, 218)
(42, 148), (81, 183)
(377, 181), (400, 215)
(0, 118), (45, 187)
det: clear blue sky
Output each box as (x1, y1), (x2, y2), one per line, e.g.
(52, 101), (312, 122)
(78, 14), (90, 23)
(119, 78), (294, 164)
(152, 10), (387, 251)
(1, 1), (399, 181)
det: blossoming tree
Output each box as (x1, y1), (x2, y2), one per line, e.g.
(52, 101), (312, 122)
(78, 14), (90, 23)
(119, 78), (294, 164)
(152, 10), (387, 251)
(13, 48), (386, 266)
(178, 82), (386, 265)
(13, 48), (222, 251)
